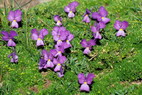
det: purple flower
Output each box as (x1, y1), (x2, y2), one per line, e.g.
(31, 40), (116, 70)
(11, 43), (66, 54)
(114, 20), (129, 37)
(91, 22), (106, 39)
(64, 1), (79, 18)
(52, 26), (69, 46)
(41, 50), (54, 68)
(54, 15), (62, 26)
(83, 9), (91, 23)
(31, 28), (48, 46)
(50, 46), (65, 57)
(8, 52), (18, 63)
(1, 31), (17, 47)
(38, 58), (46, 70)
(80, 39), (96, 54)
(57, 67), (64, 77)
(7, 10), (22, 28)
(78, 73), (95, 92)
(92, 6), (110, 24)
(53, 56), (66, 72)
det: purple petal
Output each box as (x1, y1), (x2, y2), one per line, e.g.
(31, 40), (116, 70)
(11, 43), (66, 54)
(64, 6), (70, 13)
(31, 29), (38, 40)
(54, 15), (62, 22)
(39, 28), (48, 37)
(14, 10), (22, 22)
(80, 84), (90, 92)
(83, 15), (90, 23)
(86, 73), (95, 84)
(44, 61), (54, 68)
(121, 21), (129, 30)
(116, 30), (126, 37)
(89, 39), (96, 46)
(10, 31), (18, 38)
(69, 1), (79, 8)
(56, 21), (62, 26)
(68, 12), (75, 18)
(54, 64), (62, 72)
(58, 56), (66, 64)
(36, 39), (44, 46)
(114, 20), (121, 30)
(101, 17), (110, 24)
(83, 47), (91, 54)
(78, 73), (85, 84)
(80, 39), (88, 48)
(50, 49), (57, 56)
(7, 39), (16, 47)
(91, 26), (99, 33)
(99, 6), (108, 17)
(98, 22), (106, 29)
(7, 11), (15, 21)
(57, 68), (64, 77)
(67, 34), (74, 41)
(93, 32), (102, 39)
(11, 21), (19, 28)
(92, 12), (99, 19)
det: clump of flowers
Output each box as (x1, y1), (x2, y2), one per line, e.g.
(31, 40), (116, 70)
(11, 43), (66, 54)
(80, 39), (96, 54)
(78, 73), (95, 92)
(82, 9), (91, 23)
(64, 1), (79, 18)
(8, 51), (18, 63)
(91, 22), (106, 39)
(54, 15), (62, 26)
(1, 31), (18, 63)
(114, 20), (129, 37)
(7, 10), (22, 28)
(30, 28), (48, 47)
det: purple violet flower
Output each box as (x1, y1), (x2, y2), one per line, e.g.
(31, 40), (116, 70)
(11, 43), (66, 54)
(80, 39), (96, 54)
(92, 6), (110, 24)
(53, 56), (67, 72)
(64, 1), (79, 18)
(54, 15), (62, 26)
(1, 31), (18, 47)
(31, 28), (48, 46)
(52, 26), (69, 46)
(78, 73), (95, 92)
(7, 10), (22, 28)
(114, 20), (129, 37)
(83, 9), (91, 23)
(38, 58), (46, 70)
(57, 67), (64, 77)
(91, 22), (106, 39)
(41, 50), (54, 68)
(50, 46), (65, 57)
(8, 52), (18, 63)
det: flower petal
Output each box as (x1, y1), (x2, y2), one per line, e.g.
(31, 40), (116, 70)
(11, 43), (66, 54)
(78, 73), (85, 84)
(86, 73), (95, 84)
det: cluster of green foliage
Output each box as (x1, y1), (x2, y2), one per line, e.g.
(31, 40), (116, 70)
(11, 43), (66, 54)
(0, 0), (142, 94)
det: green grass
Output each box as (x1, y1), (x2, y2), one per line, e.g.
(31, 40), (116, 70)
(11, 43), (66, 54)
(0, 0), (142, 94)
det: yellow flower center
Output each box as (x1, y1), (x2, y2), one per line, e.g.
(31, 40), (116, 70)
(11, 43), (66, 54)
(102, 17), (105, 19)
(57, 63), (61, 65)
(10, 39), (12, 40)
(57, 21), (61, 23)
(13, 20), (16, 22)
(70, 11), (73, 13)
(86, 47), (89, 49)
(58, 51), (61, 53)
(38, 38), (41, 40)
(48, 59), (51, 61)
(66, 40), (69, 42)
(119, 29), (123, 31)
(58, 40), (61, 42)
(84, 82), (87, 84)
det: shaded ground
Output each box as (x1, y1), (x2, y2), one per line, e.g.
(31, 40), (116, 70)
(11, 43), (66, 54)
(0, 0), (52, 9)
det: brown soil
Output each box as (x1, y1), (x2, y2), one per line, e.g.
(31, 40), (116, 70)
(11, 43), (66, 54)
(0, 0), (52, 9)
